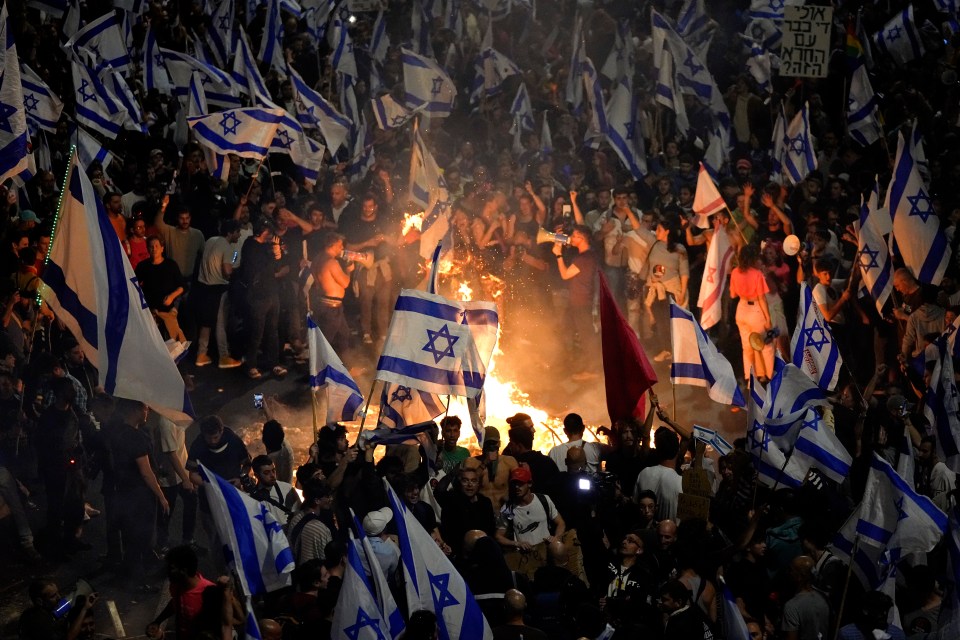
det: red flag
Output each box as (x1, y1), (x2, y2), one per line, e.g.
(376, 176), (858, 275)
(599, 270), (658, 423)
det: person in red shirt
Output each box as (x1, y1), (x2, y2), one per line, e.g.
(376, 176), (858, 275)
(147, 545), (216, 640)
(125, 218), (150, 269)
(729, 244), (774, 383)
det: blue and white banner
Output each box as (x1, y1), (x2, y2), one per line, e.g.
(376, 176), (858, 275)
(103, 70), (147, 133)
(163, 48), (241, 108)
(187, 72), (230, 182)
(470, 22), (521, 103)
(289, 66), (352, 153)
(268, 110), (326, 185)
(206, 0), (235, 67)
(747, 374), (806, 488)
(232, 28), (273, 105)
(372, 94), (412, 130)
(369, 11), (390, 63)
(782, 102), (817, 185)
(364, 421), (436, 446)
(580, 56), (606, 149)
(409, 124), (449, 211)
(199, 463), (294, 595)
(509, 83), (535, 133)
(857, 179), (892, 313)
(604, 82), (647, 180)
(790, 282), (842, 391)
(783, 409), (853, 485)
(409, 0), (431, 57)
(39, 153), (192, 418)
(385, 479), (493, 640)
(345, 115), (375, 184)
(65, 12), (131, 72)
(377, 382), (445, 429)
(308, 313), (364, 424)
(601, 20), (635, 85)
(329, 12), (358, 78)
(21, 65), (64, 133)
(72, 61), (125, 138)
(848, 63), (881, 147)
(888, 130), (951, 285)
(762, 358), (831, 427)
(357, 530), (405, 639)
(377, 289), (498, 398)
(670, 303), (745, 407)
(258, 0), (286, 73)
(402, 48), (457, 117)
(143, 26), (171, 93)
(565, 16), (584, 110)
(923, 317), (960, 470)
(874, 5), (925, 66)
(331, 533), (394, 640)
(75, 125), (114, 171)
(676, 0), (716, 59)
(187, 107), (284, 159)
(693, 425), (733, 456)
(0, 5), (29, 185)
(745, 40), (771, 94)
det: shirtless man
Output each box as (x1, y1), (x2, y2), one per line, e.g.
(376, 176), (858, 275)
(310, 232), (354, 354)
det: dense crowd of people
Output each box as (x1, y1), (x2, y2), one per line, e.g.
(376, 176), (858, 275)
(7, 0), (960, 638)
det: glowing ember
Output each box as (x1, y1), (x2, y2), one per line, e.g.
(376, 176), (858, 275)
(457, 281), (473, 301)
(402, 212), (424, 235)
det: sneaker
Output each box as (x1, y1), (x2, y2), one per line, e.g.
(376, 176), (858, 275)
(195, 353), (212, 367)
(272, 366), (288, 378)
(246, 368), (262, 380)
(219, 356), (243, 369)
(362, 333), (373, 345)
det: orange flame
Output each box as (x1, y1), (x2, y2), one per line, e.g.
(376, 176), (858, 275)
(402, 212), (424, 236)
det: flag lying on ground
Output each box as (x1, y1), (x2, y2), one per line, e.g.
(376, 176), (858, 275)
(22, 64), (64, 133)
(600, 271), (658, 422)
(402, 48), (457, 117)
(377, 382), (445, 429)
(384, 479), (493, 640)
(199, 463), (294, 595)
(187, 107), (284, 159)
(0, 4), (29, 185)
(887, 130), (951, 285)
(39, 152), (193, 419)
(377, 290), (498, 398)
(791, 282), (843, 391)
(670, 303), (745, 407)
(308, 314), (364, 423)
(857, 179), (893, 314)
(697, 217), (734, 329)
(874, 5), (925, 66)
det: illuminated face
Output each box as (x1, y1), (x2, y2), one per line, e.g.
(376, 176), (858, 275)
(257, 464), (277, 487)
(639, 497), (656, 520)
(148, 238), (164, 261)
(441, 422), (460, 447)
(459, 470), (479, 497)
(106, 195), (123, 213)
(327, 239), (344, 257)
(331, 184), (348, 207)
(177, 212), (192, 230)
(132, 220), (147, 238)
(361, 199), (377, 218)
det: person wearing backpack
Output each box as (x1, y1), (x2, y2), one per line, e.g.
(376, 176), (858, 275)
(495, 466), (565, 580)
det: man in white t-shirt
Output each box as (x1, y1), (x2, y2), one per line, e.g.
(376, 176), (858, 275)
(195, 220), (243, 368)
(548, 413), (604, 474)
(496, 466), (565, 578)
(145, 409), (196, 551)
(634, 428), (683, 522)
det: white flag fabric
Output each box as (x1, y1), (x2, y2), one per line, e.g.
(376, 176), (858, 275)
(783, 409), (853, 485)
(408, 124), (450, 214)
(745, 40), (771, 94)
(377, 289), (498, 398)
(653, 45), (689, 135)
(187, 107), (284, 159)
(604, 82), (646, 179)
(669, 303), (746, 407)
(790, 282), (843, 391)
(357, 527), (405, 639)
(747, 375), (806, 489)
(509, 83), (535, 133)
(771, 103), (787, 181)
(782, 102), (817, 185)
(288, 65), (352, 153)
(719, 577), (751, 640)
(696, 218), (735, 329)
(187, 73), (230, 182)
(103, 70), (147, 133)
(331, 533), (393, 640)
(693, 162), (726, 220)
(0, 5), (29, 185)
(232, 28), (273, 105)
(206, 0), (235, 66)
(857, 179), (893, 314)
(143, 26), (171, 93)
(402, 49), (457, 117)
(761, 358), (831, 428)
(540, 113), (553, 155)
(369, 11), (390, 63)
(308, 314), (364, 423)
(72, 61), (125, 138)
(887, 131), (951, 285)
(923, 318), (960, 470)
(64, 12), (131, 72)
(874, 5), (925, 66)
(199, 464), (294, 595)
(329, 12), (358, 78)
(22, 65), (64, 133)
(378, 382), (445, 429)
(385, 480), (493, 640)
(258, 0), (286, 73)
(162, 48), (241, 108)
(372, 94), (412, 130)
(39, 154), (192, 418)
(580, 56), (606, 148)
(75, 125), (114, 171)
(848, 63), (881, 147)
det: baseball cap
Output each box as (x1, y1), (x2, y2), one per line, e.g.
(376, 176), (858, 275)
(362, 506), (393, 536)
(509, 466), (532, 484)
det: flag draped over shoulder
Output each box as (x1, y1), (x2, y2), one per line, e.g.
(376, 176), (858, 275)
(199, 464), (294, 596)
(308, 314), (364, 424)
(376, 290), (498, 399)
(39, 153), (193, 419)
(599, 271), (657, 423)
(669, 303), (745, 407)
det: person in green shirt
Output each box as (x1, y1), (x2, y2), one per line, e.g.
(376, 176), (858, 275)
(438, 416), (470, 473)
(728, 182), (760, 245)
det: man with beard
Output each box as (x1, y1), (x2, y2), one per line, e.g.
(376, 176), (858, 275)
(437, 466), (496, 558)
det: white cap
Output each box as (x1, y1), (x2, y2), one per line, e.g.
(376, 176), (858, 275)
(363, 507), (393, 536)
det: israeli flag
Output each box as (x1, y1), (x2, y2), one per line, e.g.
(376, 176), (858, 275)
(143, 26), (171, 93)
(288, 66), (352, 153)
(669, 303), (746, 407)
(258, 0), (286, 73)
(923, 318), (960, 470)
(339, 74), (359, 136)
(199, 464), (294, 595)
(162, 48), (241, 108)
(187, 107), (285, 159)
(346, 115), (375, 184)
(565, 16), (584, 110)
(856, 180), (893, 314)
(848, 63), (881, 147)
(378, 382), (445, 429)
(540, 113), (553, 155)
(580, 56), (606, 148)
(103, 70), (147, 133)
(385, 479), (493, 640)
(409, 124), (449, 212)
(601, 20), (635, 85)
(331, 533), (395, 640)
(402, 48), (457, 117)
(762, 358), (831, 428)
(329, 13), (358, 78)
(604, 83), (647, 180)
(782, 409), (852, 485)
(372, 94), (412, 130)
(782, 102), (817, 184)
(22, 65), (64, 132)
(874, 5), (925, 66)
(75, 125), (115, 171)
(377, 289), (498, 399)
(72, 61), (125, 138)
(676, 0), (716, 59)
(790, 282), (842, 391)
(64, 12), (131, 72)
(696, 213), (735, 329)
(409, 0), (431, 57)
(0, 5), (29, 185)
(308, 314), (364, 424)
(748, 0), (784, 20)
(692, 161), (726, 223)
(771, 103), (787, 181)
(187, 72), (230, 181)
(303, 0), (334, 45)
(509, 83), (535, 133)
(268, 111), (326, 186)
(368, 11), (390, 63)
(356, 529), (405, 639)
(747, 374), (806, 488)
(745, 40), (771, 95)
(718, 577), (751, 640)
(232, 28), (273, 105)
(206, 0), (235, 67)
(887, 130), (951, 285)
(470, 22), (521, 103)
(38, 153), (192, 418)
(693, 425), (733, 456)
(653, 46), (689, 135)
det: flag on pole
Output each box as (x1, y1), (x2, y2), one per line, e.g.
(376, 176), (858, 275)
(856, 179), (893, 313)
(887, 130), (951, 285)
(369, 10), (390, 63)
(187, 73), (230, 182)
(377, 382), (445, 429)
(509, 83), (535, 133)
(143, 25), (171, 93)
(258, 0), (287, 73)
(718, 577), (751, 640)
(761, 359), (831, 429)
(356, 525), (405, 639)
(187, 107), (284, 159)
(696, 218), (735, 329)
(75, 125), (114, 171)
(409, 124), (451, 259)
(669, 303), (745, 407)
(540, 113), (553, 156)
(206, 0), (235, 67)
(745, 40), (771, 94)
(232, 28), (273, 105)
(747, 374), (806, 488)
(308, 314), (364, 423)
(565, 16), (584, 110)
(21, 65), (64, 133)
(384, 479), (493, 640)
(923, 319), (960, 470)
(329, 12), (358, 78)
(402, 49), (457, 117)
(874, 5), (925, 66)
(653, 44), (689, 135)
(0, 4), (29, 185)
(288, 66), (352, 153)
(198, 463), (294, 595)
(783, 409), (853, 485)
(693, 161), (726, 222)
(103, 70), (147, 133)
(72, 61), (125, 138)
(331, 533), (394, 640)
(162, 48), (241, 108)
(580, 57), (606, 148)
(599, 271), (658, 422)
(64, 12), (132, 72)
(372, 94), (412, 130)
(39, 152), (193, 419)
(848, 63), (881, 147)
(782, 102), (817, 185)
(604, 82), (647, 179)
(790, 282), (843, 391)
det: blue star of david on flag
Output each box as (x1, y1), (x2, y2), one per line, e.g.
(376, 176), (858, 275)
(769, 0), (784, 9)
(253, 503), (284, 534)
(23, 93), (39, 111)
(431, 76), (444, 95)
(801, 414), (820, 431)
(344, 608), (386, 640)
(894, 496), (908, 521)
(683, 50), (703, 76)
(749, 421), (770, 452)
(0, 101), (16, 133)
(154, 53), (165, 67)
(803, 319), (830, 352)
(906, 188), (933, 223)
(219, 111), (240, 136)
(858, 245), (881, 270)
(391, 385), (413, 403)
(887, 25), (903, 42)
(78, 79), (96, 103)
(275, 128), (294, 149)
(422, 325), (459, 363)
(623, 120), (635, 140)
(218, 15), (231, 30)
(429, 571), (461, 612)
(390, 114), (407, 126)
(788, 134), (807, 155)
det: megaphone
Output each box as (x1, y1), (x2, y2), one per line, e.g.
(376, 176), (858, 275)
(341, 250), (375, 269)
(535, 228), (571, 245)
(749, 328), (781, 352)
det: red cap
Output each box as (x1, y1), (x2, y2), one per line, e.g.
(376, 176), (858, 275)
(509, 466), (533, 483)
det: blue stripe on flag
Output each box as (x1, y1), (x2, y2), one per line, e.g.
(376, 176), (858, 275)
(919, 229), (950, 284)
(857, 520), (893, 545)
(385, 484), (420, 598)
(377, 355), (484, 391)
(873, 455), (949, 529)
(41, 261), (99, 349)
(795, 437), (850, 477)
(215, 473), (267, 594)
